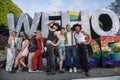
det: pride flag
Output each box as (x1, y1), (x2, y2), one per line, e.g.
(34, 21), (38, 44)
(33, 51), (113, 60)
(69, 12), (80, 21)
(108, 42), (120, 48)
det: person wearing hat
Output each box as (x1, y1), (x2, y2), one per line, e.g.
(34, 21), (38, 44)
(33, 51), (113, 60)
(73, 24), (91, 77)
(28, 32), (37, 72)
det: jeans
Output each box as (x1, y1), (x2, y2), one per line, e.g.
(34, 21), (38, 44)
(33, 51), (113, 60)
(66, 45), (77, 68)
(46, 44), (56, 72)
(58, 46), (66, 61)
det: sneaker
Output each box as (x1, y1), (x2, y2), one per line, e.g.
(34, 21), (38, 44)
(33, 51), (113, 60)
(17, 69), (22, 73)
(22, 67), (28, 71)
(29, 70), (38, 72)
(9, 71), (16, 73)
(36, 70), (43, 72)
(10, 68), (17, 73)
(85, 72), (90, 77)
(78, 69), (83, 73)
(51, 71), (55, 75)
(47, 72), (51, 75)
(73, 67), (77, 72)
(28, 68), (33, 72)
(69, 68), (72, 72)
(59, 70), (65, 74)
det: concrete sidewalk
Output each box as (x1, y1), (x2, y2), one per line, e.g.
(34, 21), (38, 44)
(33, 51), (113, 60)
(73, 76), (120, 80)
(0, 68), (120, 80)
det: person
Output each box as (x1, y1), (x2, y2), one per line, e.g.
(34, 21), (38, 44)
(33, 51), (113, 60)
(14, 33), (29, 72)
(73, 24), (91, 77)
(32, 30), (44, 72)
(64, 24), (78, 72)
(6, 31), (18, 73)
(17, 31), (25, 53)
(48, 27), (66, 73)
(28, 32), (37, 72)
(16, 31), (25, 72)
(46, 20), (59, 75)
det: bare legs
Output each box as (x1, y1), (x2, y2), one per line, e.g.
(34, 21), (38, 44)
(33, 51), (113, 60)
(14, 54), (26, 69)
(59, 60), (63, 71)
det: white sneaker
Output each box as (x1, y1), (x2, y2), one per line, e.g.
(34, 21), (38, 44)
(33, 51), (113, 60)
(69, 68), (72, 72)
(73, 67), (77, 72)
(36, 70), (43, 72)
(28, 68), (33, 72)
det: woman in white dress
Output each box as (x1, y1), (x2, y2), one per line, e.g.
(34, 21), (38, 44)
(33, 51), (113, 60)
(6, 31), (18, 73)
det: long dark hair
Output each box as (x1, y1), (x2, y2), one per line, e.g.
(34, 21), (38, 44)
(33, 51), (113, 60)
(23, 33), (29, 40)
(18, 31), (25, 37)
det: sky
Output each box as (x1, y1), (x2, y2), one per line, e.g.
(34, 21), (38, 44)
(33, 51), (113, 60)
(12, 0), (115, 17)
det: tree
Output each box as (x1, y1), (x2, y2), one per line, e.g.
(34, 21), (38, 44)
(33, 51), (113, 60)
(0, 0), (22, 29)
(107, 0), (120, 17)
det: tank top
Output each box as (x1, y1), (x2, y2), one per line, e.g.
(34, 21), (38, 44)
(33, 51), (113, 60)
(47, 30), (57, 42)
(75, 31), (85, 43)
(58, 38), (65, 47)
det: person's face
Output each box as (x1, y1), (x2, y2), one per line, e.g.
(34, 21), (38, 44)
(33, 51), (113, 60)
(12, 32), (16, 36)
(75, 26), (80, 32)
(20, 32), (24, 37)
(61, 29), (65, 35)
(53, 25), (58, 31)
(36, 30), (40, 36)
(32, 34), (36, 37)
(66, 26), (71, 32)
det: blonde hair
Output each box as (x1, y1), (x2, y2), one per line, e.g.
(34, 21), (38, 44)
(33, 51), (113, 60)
(36, 30), (42, 38)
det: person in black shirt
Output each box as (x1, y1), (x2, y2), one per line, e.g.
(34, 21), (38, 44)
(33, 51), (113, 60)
(28, 32), (37, 72)
(46, 20), (59, 75)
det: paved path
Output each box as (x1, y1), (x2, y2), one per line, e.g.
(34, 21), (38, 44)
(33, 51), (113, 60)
(0, 68), (120, 80)
(73, 76), (120, 80)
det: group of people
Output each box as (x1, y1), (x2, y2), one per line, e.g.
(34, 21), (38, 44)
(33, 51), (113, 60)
(5, 20), (91, 77)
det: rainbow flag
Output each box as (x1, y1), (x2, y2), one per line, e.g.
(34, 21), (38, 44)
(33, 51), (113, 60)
(108, 42), (120, 48)
(69, 12), (80, 21)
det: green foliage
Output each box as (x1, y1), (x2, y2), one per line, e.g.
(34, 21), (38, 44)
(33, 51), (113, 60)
(108, 0), (120, 15)
(0, 50), (6, 60)
(0, 0), (22, 29)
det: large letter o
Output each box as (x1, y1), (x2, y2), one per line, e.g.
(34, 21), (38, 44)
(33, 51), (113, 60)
(91, 9), (120, 36)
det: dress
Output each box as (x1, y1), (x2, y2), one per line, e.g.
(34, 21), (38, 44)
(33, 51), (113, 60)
(21, 40), (29, 57)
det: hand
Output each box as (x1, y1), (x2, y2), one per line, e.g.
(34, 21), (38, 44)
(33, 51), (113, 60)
(47, 40), (52, 44)
(41, 49), (44, 54)
(84, 42), (90, 45)
(52, 20), (55, 23)
(48, 20), (55, 26)
(44, 47), (47, 52)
